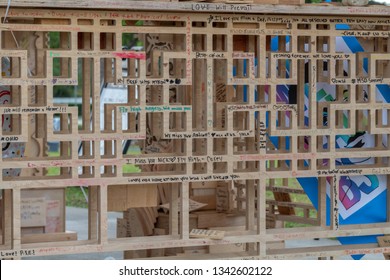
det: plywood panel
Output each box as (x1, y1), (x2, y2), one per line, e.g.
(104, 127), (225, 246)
(107, 184), (158, 211)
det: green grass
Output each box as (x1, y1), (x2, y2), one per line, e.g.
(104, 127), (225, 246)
(267, 178), (316, 228)
(46, 167), (61, 176)
(66, 187), (89, 208)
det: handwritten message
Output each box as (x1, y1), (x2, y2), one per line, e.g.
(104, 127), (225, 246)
(21, 197), (46, 227)
(128, 174), (240, 184)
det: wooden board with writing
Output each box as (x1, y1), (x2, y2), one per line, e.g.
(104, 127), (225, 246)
(0, 3), (390, 260)
(20, 198), (46, 228)
(107, 184), (158, 211)
(377, 236), (390, 260)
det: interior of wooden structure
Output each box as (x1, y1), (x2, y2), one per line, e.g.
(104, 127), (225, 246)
(1, 2), (390, 259)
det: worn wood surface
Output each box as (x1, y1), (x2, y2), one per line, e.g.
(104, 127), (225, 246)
(0, 5), (389, 260)
(0, 1), (389, 15)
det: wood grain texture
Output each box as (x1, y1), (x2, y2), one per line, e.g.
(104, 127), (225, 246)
(0, 1), (389, 15)
(0, 5), (389, 260)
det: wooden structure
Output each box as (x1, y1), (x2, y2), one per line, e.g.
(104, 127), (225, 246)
(1, 0), (390, 259)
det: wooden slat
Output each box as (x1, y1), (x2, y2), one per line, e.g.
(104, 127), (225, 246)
(377, 236), (390, 260)
(21, 232), (77, 244)
(0, 1), (389, 16)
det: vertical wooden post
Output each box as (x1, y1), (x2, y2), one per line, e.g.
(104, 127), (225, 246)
(98, 184), (108, 245)
(330, 176), (339, 230)
(12, 189), (21, 259)
(180, 182), (189, 240)
(2, 190), (12, 248)
(88, 186), (98, 241)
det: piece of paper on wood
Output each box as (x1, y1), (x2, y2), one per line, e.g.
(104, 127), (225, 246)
(45, 200), (61, 233)
(21, 197), (46, 227)
(46, 200), (61, 217)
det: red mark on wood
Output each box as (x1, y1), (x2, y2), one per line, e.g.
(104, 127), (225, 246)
(113, 52), (146, 60)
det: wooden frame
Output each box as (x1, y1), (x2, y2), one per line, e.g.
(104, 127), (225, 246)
(0, 2), (390, 259)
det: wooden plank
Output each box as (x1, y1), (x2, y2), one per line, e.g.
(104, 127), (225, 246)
(0, 1), (387, 16)
(116, 218), (127, 238)
(180, 182), (190, 239)
(189, 228), (225, 240)
(21, 231), (77, 244)
(107, 184), (158, 211)
(88, 186), (98, 241)
(12, 189), (21, 258)
(156, 213), (198, 232)
(377, 236), (390, 260)
(0, 5), (390, 261)
(160, 199), (207, 212)
(98, 184), (108, 245)
(169, 183), (180, 235)
(197, 212), (246, 228)
(277, 0), (304, 4)
(20, 197), (46, 227)
(2, 190), (12, 247)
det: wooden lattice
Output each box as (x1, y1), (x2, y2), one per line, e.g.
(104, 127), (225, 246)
(1, 2), (390, 259)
